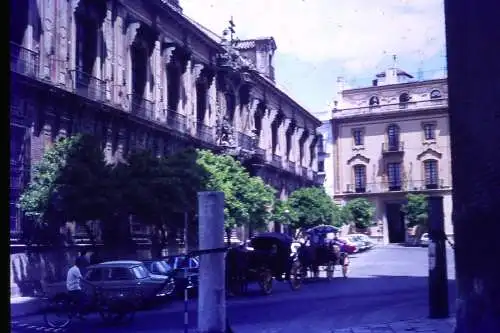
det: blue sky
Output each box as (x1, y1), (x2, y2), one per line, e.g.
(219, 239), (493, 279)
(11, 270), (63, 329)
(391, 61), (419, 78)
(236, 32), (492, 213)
(182, 0), (447, 116)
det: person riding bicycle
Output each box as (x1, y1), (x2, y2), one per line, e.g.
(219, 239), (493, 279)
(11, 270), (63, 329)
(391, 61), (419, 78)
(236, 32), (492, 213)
(66, 256), (87, 318)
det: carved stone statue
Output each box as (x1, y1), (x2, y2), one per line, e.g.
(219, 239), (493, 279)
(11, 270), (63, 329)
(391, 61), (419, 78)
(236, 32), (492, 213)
(216, 116), (236, 147)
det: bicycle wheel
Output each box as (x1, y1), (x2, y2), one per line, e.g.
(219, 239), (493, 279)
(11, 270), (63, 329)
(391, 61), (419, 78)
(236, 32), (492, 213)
(43, 296), (72, 328)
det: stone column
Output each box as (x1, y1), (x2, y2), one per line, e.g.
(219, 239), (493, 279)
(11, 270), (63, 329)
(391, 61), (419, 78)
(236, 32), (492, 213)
(40, 0), (55, 80)
(197, 191), (226, 333)
(192, 63), (204, 131)
(162, 44), (175, 117)
(304, 133), (314, 169)
(246, 97), (260, 136)
(124, 21), (141, 109)
(265, 108), (278, 159)
(178, 55), (192, 117)
(69, 0), (78, 73)
(207, 72), (217, 128)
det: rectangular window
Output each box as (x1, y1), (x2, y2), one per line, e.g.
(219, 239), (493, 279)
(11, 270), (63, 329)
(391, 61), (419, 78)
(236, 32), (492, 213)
(424, 160), (439, 188)
(387, 163), (401, 191)
(423, 123), (436, 140)
(354, 165), (367, 192)
(353, 129), (364, 146)
(318, 160), (325, 172)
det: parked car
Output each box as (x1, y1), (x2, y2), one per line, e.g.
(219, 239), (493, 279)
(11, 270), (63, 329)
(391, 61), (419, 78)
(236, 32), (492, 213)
(344, 235), (368, 252)
(347, 234), (376, 251)
(419, 233), (430, 247)
(336, 237), (358, 254)
(162, 255), (199, 293)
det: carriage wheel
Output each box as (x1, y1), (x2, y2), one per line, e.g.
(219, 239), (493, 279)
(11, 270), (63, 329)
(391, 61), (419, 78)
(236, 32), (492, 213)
(289, 261), (303, 290)
(258, 268), (273, 295)
(326, 261), (335, 280)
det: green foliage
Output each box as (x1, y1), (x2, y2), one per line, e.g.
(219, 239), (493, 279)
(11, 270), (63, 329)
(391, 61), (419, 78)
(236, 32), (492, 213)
(285, 187), (339, 230)
(196, 149), (275, 230)
(343, 198), (375, 229)
(402, 194), (428, 228)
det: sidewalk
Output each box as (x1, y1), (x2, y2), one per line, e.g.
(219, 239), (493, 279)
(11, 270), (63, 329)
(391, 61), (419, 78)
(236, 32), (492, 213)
(10, 296), (44, 318)
(331, 317), (456, 333)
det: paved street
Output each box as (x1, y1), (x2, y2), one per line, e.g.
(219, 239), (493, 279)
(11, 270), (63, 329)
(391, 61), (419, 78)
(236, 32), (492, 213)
(11, 244), (456, 333)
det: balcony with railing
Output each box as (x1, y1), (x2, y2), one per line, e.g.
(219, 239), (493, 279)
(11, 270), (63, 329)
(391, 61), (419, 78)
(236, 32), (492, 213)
(165, 109), (187, 133)
(343, 179), (449, 194)
(129, 94), (154, 119)
(332, 99), (448, 119)
(71, 70), (106, 102)
(10, 42), (39, 78)
(195, 122), (214, 143)
(237, 132), (255, 151)
(382, 141), (404, 154)
(271, 154), (282, 168)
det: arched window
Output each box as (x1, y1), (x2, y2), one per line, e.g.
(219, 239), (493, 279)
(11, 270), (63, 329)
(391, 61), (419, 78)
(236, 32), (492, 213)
(430, 90), (442, 99)
(387, 124), (400, 151)
(424, 159), (439, 189)
(369, 96), (380, 106)
(353, 164), (367, 193)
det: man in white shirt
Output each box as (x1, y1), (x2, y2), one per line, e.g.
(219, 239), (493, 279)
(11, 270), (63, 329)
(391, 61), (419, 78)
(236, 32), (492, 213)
(66, 256), (86, 316)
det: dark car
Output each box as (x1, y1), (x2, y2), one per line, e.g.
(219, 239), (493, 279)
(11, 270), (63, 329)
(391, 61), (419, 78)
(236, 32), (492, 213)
(142, 256), (198, 295)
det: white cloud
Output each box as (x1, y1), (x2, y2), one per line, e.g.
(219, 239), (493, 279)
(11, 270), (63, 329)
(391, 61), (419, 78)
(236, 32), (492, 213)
(181, 0), (446, 73)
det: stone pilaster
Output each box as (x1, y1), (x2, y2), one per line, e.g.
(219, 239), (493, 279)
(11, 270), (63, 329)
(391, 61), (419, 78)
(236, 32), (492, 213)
(266, 108), (278, 157)
(112, 6), (126, 106)
(280, 118), (292, 160)
(55, 0), (69, 86)
(291, 125), (302, 164)
(207, 72), (217, 128)
(245, 98), (259, 136)
(124, 21), (141, 110)
(40, 0), (55, 80)
(304, 133), (315, 169)
(161, 44), (175, 116)
(69, 0), (79, 72)
(178, 56), (192, 117)
(151, 39), (162, 120)
(103, 1), (114, 102)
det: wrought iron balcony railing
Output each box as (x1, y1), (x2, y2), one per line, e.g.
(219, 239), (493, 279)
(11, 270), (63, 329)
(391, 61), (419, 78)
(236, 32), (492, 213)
(195, 122), (214, 143)
(271, 154), (282, 168)
(382, 141), (405, 153)
(129, 94), (154, 119)
(286, 160), (296, 173)
(344, 179), (449, 194)
(10, 42), (39, 78)
(71, 70), (106, 102)
(165, 109), (187, 133)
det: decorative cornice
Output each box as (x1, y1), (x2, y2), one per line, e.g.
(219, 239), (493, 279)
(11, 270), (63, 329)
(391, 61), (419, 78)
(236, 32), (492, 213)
(417, 148), (443, 160)
(347, 153), (370, 165)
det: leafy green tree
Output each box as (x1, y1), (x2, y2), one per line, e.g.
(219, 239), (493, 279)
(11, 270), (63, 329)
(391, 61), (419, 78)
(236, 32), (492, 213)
(286, 187), (339, 230)
(18, 134), (109, 246)
(343, 198), (375, 230)
(196, 149), (275, 243)
(402, 194), (428, 228)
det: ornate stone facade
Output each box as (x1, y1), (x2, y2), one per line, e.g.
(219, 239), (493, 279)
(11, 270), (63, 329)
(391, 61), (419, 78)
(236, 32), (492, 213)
(320, 65), (452, 244)
(9, 0), (322, 239)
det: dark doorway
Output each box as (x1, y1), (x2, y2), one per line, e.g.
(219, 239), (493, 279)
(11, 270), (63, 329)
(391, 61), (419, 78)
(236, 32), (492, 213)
(386, 203), (405, 243)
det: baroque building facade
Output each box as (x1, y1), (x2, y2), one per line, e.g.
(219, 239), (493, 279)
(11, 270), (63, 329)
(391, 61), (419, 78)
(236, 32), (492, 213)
(9, 0), (322, 242)
(319, 65), (453, 244)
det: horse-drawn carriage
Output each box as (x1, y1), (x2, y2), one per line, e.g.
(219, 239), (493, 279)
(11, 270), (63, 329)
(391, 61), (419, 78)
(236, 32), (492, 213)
(297, 225), (350, 279)
(226, 232), (303, 295)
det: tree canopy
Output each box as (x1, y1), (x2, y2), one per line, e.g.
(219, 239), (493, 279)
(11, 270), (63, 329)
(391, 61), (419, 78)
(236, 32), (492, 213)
(343, 198), (375, 229)
(402, 194), (428, 228)
(283, 186), (340, 230)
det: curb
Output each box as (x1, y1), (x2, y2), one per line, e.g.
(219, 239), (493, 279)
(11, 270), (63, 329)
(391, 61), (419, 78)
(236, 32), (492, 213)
(11, 297), (44, 318)
(11, 321), (67, 332)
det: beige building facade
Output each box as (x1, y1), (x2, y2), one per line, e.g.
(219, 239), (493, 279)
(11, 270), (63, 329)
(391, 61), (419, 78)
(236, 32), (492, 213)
(328, 67), (453, 243)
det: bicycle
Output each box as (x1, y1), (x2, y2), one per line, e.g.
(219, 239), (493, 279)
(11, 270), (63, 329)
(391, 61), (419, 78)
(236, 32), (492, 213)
(43, 282), (141, 328)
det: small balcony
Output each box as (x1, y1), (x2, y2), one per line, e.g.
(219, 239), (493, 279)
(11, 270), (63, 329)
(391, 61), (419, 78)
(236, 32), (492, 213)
(271, 154), (282, 168)
(165, 109), (187, 133)
(237, 132), (255, 151)
(129, 94), (154, 119)
(343, 179), (449, 194)
(254, 147), (265, 158)
(382, 141), (404, 154)
(196, 122), (214, 143)
(10, 42), (39, 78)
(72, 70), (106, 102)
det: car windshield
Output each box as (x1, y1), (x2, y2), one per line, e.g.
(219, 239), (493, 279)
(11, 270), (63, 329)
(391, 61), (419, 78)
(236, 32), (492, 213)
(155, 261), (173, 274)
(131, 265), (149, 279)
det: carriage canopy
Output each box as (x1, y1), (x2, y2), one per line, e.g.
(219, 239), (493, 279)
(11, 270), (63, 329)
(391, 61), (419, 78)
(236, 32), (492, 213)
(250, 232), (293, 253)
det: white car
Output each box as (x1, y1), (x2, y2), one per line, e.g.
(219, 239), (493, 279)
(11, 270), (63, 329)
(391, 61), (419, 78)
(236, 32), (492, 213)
(348, 234), (376, 250)
(420, 233), (430, 247)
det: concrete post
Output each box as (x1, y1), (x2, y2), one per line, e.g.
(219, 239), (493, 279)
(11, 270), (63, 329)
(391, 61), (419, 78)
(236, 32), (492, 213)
(198, 191), (226, 333)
